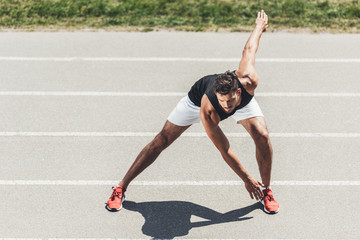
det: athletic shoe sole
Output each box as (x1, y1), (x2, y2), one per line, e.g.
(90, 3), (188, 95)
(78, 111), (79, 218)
(260, 200), (279, 214)
(106, 196), (125, 212)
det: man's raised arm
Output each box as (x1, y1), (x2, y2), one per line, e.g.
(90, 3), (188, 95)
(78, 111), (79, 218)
(236, 10), (268, 94)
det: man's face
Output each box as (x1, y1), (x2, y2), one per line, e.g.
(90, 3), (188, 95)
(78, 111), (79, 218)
(216, 89), (241, 113)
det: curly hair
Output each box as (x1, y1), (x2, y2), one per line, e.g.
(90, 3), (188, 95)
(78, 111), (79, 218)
(213, 70), (239, 95)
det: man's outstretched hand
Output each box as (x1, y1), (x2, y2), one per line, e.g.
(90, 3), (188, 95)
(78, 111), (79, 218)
(244, 176), (264, 200)
(255, 9), (268, 32)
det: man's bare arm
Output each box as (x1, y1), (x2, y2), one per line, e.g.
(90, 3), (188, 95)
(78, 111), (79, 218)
(200, 96), (264, 200)
(236, 10), (268, 94)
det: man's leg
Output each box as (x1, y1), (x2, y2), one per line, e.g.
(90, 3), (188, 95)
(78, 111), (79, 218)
(119, 120), (190, 190)
(239, 116), (272, 186)
(239, 116), (279, 214)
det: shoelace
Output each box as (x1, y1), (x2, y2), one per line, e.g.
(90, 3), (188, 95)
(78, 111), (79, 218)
(264, 193), (274, 202)
(110, 187), (123, 201)
(265, 194), (274, 201)
(263, 190), (274, 201)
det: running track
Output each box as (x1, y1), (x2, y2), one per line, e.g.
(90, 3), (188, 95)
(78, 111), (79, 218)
(0, 32), (359, 239)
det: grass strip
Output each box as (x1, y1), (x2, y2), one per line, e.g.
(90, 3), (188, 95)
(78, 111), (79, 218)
(0, 0), (359, 32)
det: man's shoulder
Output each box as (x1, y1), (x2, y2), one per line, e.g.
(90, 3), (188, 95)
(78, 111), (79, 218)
(200, 94), (221, 124)
(200, 94), (212, 111)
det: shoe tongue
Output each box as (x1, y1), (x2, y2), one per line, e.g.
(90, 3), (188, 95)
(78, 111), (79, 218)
(263, 188), (270, 193)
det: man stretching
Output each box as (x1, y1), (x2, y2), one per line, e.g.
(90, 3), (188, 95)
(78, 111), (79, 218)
(107, 10), (279, 214)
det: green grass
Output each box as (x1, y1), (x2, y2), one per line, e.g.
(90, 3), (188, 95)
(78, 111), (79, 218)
(0, 0), (359, 32)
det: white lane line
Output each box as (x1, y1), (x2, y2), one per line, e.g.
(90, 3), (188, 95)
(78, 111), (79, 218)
(0, 239), (335, 240)
(258, 58), (360, 63)
(0, 91), (187, 96)
(0, 180), (359, 186)
(0, 132), (359, 138)
(256, 92), (360, 97)
(0, 132), (158, 137)
(0, 238), (353, 240)
(0, 91), (359, 97)
(0, 57), (359, 63)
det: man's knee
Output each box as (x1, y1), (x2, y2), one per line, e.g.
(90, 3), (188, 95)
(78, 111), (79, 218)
(251, 125), (270, 146)
(150, 131), (170, 153)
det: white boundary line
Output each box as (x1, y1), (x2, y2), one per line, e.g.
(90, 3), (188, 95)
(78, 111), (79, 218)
(0, 57), (359, 63)
(0, 91), (359, 97)
(0, 180), (359, 186)
(0, 132), (359, 138)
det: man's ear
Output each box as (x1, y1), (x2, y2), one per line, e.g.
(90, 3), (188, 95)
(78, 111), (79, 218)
(237, 88), (242, 96)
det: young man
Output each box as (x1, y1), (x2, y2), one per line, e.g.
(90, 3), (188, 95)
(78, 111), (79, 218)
(107, 10), (279, 214)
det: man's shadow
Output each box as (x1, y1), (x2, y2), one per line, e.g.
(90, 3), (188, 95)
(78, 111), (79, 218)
(123, 200), (262, 239)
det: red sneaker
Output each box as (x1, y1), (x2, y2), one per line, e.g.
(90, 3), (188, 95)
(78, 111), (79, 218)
(106, 186), (125, 212)
(261, 187), (279, 214)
